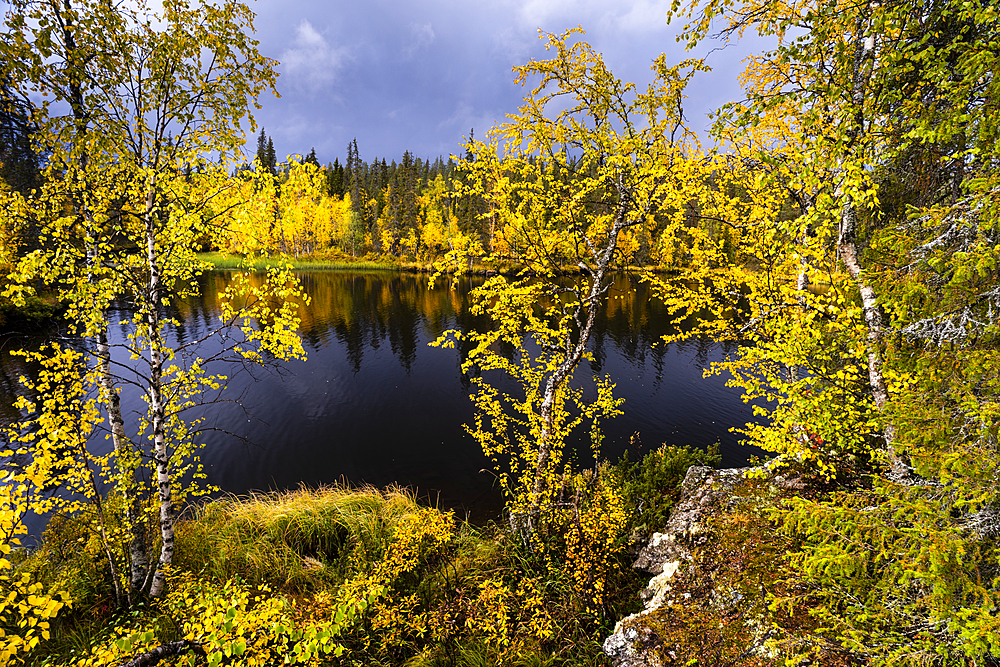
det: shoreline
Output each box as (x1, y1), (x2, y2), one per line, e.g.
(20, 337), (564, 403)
(196, 251), (678, 277)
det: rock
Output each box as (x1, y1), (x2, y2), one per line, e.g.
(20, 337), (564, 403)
(632, 531), (685, 575)
(604, 465), (752, 667)
(632, 466), (744, 575)
(640, 560), (681, 606)
(968, 503), (1000, 539)
(603, 622), (667, 667)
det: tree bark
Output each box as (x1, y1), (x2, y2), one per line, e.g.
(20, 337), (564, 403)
(838, 27), (899, 456)
(65, 0), (149, 607)
(119, 640), (205, 667)
(838, 199), (897, 450)
(531, 280), (601, 513)
(529, 216), (625, 524)
(144, 177), (174, 599)
(98, 328), (150, 602)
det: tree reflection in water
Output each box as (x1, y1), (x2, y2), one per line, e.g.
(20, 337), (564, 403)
(2, 271), (758, 523)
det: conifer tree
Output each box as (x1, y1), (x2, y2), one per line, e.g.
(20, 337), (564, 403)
(344, 139), (366, 254)
(347, 138), (362, 214)
(325, 158), (344, 197)
(265, 137), (277, 175)
(649, 0), (1000, 660)
(0, 82), (40, 196)
(256, 128), (267, 167)
(254, 128), (277, 176)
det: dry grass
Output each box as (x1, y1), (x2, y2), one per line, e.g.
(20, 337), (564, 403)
(174, 484), (426, 591)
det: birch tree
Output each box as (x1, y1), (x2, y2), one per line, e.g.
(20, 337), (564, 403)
(0, 0), (306, 604)
(652, 0), (1000, 659)
(653, 0), (999, 473)
(434, 29), (705, 532)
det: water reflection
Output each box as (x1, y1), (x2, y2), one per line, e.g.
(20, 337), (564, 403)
(2, 271), (759, 521)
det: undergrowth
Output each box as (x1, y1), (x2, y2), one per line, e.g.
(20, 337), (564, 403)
(0, 293), (59, 330)
(8, 445), (709, 666)
(615, 442), (722, 534)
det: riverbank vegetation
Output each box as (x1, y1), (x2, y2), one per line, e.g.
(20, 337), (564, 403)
(3, 0), (1000, 664)
(7, 446), (716, 666)
(196, 252), (402, 273)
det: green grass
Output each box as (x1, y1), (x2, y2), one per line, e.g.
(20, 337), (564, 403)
(196, 252), (613, 276)
(174, 484), (427, 591)
(197, 252), (401, 272)
(20, 447), (717, 666)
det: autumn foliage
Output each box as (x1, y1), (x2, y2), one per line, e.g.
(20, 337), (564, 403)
(3, 0), (1000, 663)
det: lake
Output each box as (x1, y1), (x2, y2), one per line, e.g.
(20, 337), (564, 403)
(0, 270), (761, 523)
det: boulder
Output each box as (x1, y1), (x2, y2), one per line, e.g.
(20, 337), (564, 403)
(603, 465), (751, 666)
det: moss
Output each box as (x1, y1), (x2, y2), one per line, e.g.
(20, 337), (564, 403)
(621, 474), (863, 667)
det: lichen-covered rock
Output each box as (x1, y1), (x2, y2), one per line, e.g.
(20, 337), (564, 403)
(603, 622), (666, 667)
(604, 465), (751, 666)
(631, 531), (686, 575)
(632, 466), (745, 575)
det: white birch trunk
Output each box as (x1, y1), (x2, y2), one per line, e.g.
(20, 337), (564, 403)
(97, 329), (149, 602)
(143, 178), (174, 599)
(529, 216), (625, 524)
(837, 26), (900, 458)
(838, 200), (896, 448)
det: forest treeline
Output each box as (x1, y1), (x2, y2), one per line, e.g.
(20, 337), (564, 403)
(3, 83), (718, 291)
(221, 130), (486, 262)
(201, 126), (694, 268)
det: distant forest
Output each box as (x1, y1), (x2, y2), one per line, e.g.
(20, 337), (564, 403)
(226, 128), (675, 266)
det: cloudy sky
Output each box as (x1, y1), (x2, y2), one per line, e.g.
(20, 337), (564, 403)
(247, 0), (772, 166)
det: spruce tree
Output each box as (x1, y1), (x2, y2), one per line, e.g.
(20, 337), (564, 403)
(326, 158), (344, 197)
(345, 139), (366, 254)
(265, 137), (277, 175)
(0, 82), (40, 196)
(348, 139), (362, 214)
(255, 128), (268, 169)
(343, 143), (353, 199)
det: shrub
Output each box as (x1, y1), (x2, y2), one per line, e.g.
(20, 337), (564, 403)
(616, 442), (722, 534)
(0, 294), (56, 329)
(20, 480), (658, 666)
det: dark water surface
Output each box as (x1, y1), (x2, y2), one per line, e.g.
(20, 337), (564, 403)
(1, 271), (760, 522)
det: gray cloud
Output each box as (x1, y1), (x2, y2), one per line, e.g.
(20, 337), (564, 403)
(280, 20), (349, 94)
(247, 1), (766, 165)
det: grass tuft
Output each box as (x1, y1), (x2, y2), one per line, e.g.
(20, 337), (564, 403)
(174, 484), (425, 591)
(21, 443), (713, 667)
